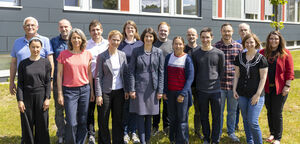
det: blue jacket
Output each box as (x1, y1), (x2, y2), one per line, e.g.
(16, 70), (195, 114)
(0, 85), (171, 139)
(163, 53), (194, 107)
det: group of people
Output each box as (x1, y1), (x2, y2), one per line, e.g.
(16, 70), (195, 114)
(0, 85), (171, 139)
(10, 16), (294, 144)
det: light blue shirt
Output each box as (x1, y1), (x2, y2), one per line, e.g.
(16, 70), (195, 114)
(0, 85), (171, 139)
(11, 35), (53, 68)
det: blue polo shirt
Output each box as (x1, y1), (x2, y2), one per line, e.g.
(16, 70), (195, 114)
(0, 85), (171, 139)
(50, 35), (68, 81)
(11, 35), (53, 68)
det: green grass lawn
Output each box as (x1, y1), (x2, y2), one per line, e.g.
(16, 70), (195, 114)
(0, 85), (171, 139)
(1, 51), (300, 144)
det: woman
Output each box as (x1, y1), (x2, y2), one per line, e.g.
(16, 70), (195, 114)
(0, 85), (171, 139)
(94, 30), (128, 144)
(17, 37), (51, 144)
(233, 33), (268, 144)
(118, 20), (143, 144)
(163, 36), (194, 144)
(57, 28), (94, 144)
(261, 31), (294, 144)
(128, 27), (164, 144)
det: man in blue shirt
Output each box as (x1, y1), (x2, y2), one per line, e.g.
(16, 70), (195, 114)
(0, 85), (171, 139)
(9, 17), (54, 96)
(50, 19), (72, 144)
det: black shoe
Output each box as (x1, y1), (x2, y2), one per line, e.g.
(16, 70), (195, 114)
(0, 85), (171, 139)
(195, 131), (204, 140)
(163, 127), (169, 135)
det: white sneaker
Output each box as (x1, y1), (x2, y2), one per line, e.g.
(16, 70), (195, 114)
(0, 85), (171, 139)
(88, 135), (95, 144)
(124, 134), (130, 144)
(131, 133), (140, 143)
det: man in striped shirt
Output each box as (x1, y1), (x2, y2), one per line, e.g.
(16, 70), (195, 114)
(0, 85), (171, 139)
(214, 23), (242, 142)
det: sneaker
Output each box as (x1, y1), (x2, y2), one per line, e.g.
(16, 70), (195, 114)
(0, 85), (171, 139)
(57, 136), (64, 144)
(124, 134), (130, 144)
(203, 140), (209, 144)
(229, 133), (240, 142)
(152, 127), (159, 136)
(132, 133), (140, 143)
(163, 127), (169, 135)
(88, 135), (95, 144)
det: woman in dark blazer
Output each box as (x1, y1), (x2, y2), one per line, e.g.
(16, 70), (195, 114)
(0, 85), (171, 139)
(128, 27), (164, 144)
(95, 30), (128, 144)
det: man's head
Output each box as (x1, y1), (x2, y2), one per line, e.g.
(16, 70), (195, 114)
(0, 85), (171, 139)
(238, 23), (251, 39)
(58, 19), (72, 40)
(23, 17), (39, 36)
(186, 28), (198, 45)
(89, 19), (103, 41)
(200, 27), (214, 48)
(220, 23), (233, 42)
(157, 22), (170, 41)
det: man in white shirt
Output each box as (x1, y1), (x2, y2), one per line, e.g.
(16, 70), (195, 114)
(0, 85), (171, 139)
(86, 19), (109, 144)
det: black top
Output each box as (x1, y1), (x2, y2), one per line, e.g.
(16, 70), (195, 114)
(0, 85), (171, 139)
(192, 47), (225, 93)
(184, 45), (200, 56)
(16, 58), (52, 101)
(234, 52), (268, 98)
(267, 52), (277, 84)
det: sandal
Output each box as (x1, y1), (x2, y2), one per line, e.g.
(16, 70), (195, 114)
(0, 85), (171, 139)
(265, 135), (274, 143)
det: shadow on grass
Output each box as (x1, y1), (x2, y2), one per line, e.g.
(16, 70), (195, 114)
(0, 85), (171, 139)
(0, 136), (57, 144)
(294, 70), (300, 79)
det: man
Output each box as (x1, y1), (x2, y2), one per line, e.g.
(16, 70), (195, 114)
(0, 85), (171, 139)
(10, 16), (54, 95)
(86, 19), (109, 144)
(152, 21), (173, 135)
(214, 23), (242, 142)
(236, 23), (251, 44)
(184, 28), (203, 139)
(50, 19), (72, 144)
(192, 27), (224, 144)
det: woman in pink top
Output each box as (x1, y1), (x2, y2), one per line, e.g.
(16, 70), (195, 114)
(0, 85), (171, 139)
(57, 28), (94, 144)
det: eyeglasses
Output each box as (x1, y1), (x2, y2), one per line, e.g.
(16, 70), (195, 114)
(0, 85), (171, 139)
(269, 38), (279, 41)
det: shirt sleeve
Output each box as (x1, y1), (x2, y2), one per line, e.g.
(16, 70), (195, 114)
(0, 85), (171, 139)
(233, 54), (240, 66)
(44, 37), (54, 55)
(57, 51), (64, 64)
(11, 41), (17, 58)
(16, 61), (25, 101)
(259, 55), (268, 68)
(45, 59), (52, 99)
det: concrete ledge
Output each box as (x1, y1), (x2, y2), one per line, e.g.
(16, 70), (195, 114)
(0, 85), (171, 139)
(0, 69), (9, 82)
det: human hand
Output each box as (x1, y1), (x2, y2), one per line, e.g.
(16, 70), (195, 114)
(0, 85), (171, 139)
(43, 99), (50, 111)
(163, 94), (168, 100)
(18, 101), (26, 113)
(177, 95), (184, 103)
(251, 93), (260, 105)
(58, 93), (64, 106)
(157, 93), (163, 100)
(130, 92), (136, 99)
(233, 90), (239, 100)
(9, 82), (16, 95)
(125, 92), (129, 100)
(96, 96), (103, 106)
(90, 92), (95, 102)
(282, 86), (290, 96)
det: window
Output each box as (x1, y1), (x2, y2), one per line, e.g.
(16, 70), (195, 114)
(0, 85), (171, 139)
(212, 0), (217, 17)
(286, 0), (295, 22)
(65, 0), (79, 6)
(286, 41), (295, 47)
(298, 1), (300, 22)
(92, 0), (118, 9)
(245, 14), (258, 19)
(225, 0), (241, 18)
(141, 0), (167, 13)
(265, 0), (273, 20)
(176, 0), (198, 15)
(0, 0), (20, 6)
(245, 0), (260, 19)
(297, 40), (300, 46)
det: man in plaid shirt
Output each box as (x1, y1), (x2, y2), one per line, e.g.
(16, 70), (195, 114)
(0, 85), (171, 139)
(214, 23), (242, 142)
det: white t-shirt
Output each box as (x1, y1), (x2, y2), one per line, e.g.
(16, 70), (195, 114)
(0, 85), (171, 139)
(110, 52), (123, 90)
(86, 38), (109, 77)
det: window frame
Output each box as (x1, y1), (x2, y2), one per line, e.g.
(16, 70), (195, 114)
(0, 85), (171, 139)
(0, 0), (21, 8)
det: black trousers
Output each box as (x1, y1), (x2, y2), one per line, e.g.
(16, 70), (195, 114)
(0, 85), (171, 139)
(265, 87), (288, 141)
(98, 89), (125, 144)
(87, 80), (97, 136)
(153, 99), (169, 129)
(21, 88), (50, 144)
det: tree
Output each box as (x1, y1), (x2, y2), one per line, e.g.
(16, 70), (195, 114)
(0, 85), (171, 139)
(269, 0), (288, 31)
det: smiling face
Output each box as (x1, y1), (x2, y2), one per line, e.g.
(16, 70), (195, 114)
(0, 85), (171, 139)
(90, 25), (103, 41)
(125, 24), (136, 38)
(108, 34), (121, 49)
(173, 38), (185, 56)
(29, 41), (42, 57)
(221, 25), (233, 41)
(245, 37), (256, 51)
(58, 20), (72, 39)
(238, 25), (250, 39)
(269, 34), (280, 50)
(158, 24), (169, 41)
(23, 19), (38, 36)
(186, 29), (198, 44)
(144, 33), (154, 45)
(71, 32), (82, 49)
(200, 31), (213, 48)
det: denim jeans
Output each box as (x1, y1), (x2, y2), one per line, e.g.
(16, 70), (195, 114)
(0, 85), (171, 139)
(53, 81), (65, 138)
(63, 84), (90, 144)
(238, 96), (264, 144)
(123, 99), (137, 135)
(220, 90), (238, 135)
(167, 91), (189, 143)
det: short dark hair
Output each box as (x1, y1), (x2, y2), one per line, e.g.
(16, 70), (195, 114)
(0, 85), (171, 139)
(221, 23), (232, 30)
(200, 27), (213, 37)
(89, 19), (102, 32)
(140, 27), (157, 44)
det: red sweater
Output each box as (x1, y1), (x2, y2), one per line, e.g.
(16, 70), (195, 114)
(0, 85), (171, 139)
(260, 49), (294, 95)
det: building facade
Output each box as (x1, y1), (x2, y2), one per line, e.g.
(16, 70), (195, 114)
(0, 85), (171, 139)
(0, 0), (300, 54)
